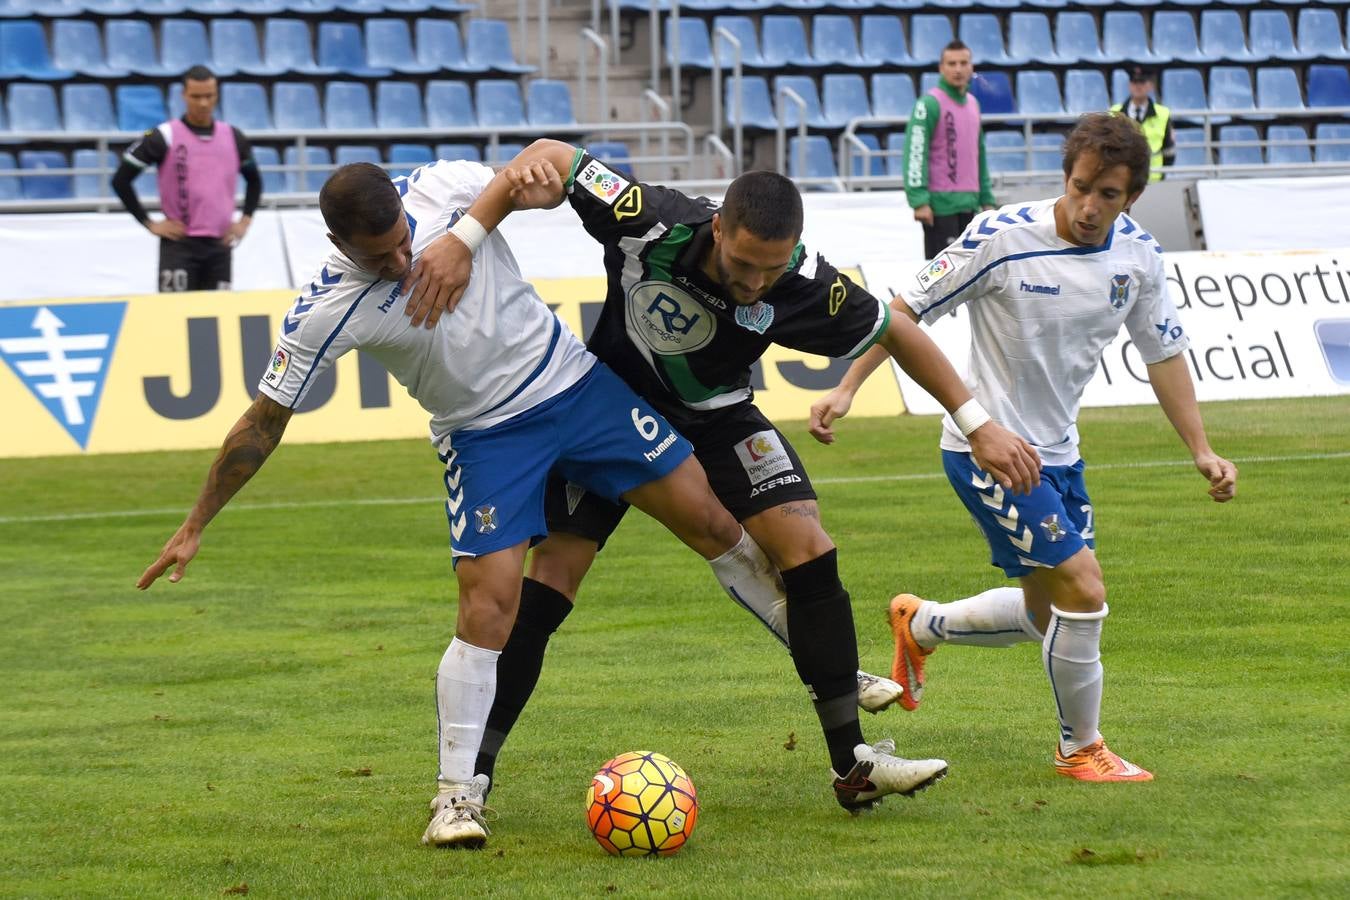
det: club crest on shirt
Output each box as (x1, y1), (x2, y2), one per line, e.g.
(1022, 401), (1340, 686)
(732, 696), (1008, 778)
(474, 505), (498, 534)
(734, 300), (774, 334)
(1040, 513), (1067, 542)
(1108, 274), (1131, 309)
(915, 252), (956, 291)
(576, 160), (629, 206)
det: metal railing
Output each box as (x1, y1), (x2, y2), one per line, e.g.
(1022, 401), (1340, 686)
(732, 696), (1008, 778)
(577, 27), (610, 125)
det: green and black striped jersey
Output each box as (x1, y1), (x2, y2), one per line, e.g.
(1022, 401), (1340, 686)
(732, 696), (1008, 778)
(563, 150), (891, 426)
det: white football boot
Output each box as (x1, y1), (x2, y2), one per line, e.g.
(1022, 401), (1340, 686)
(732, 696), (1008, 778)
(423, 774), (492, 848)
(831, 739), (948, 812)
(856, 670), (905, 714)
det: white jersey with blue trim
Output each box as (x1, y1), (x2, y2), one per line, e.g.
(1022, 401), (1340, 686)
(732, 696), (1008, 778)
(257, 159), (595, 440)
(899, 197), (1188, 467)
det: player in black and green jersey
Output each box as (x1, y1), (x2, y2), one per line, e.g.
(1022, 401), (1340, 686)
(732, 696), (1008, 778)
(403, 142), (1041, 813)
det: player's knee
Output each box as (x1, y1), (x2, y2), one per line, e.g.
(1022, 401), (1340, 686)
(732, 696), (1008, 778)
(528, 537), (594, 599)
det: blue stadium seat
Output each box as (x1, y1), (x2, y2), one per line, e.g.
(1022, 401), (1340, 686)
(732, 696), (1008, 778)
(1030, 132), (1063, 173)
(724, 76), (776, 129)
(1266, 124), (1311, 165)
(161, 19), (214, 77)
(960, 13), (1020, 67)
(19, 150), (72, 199)
(484, 142), (524, 165)
(884, 131), (905, 177)
(920, 72), (939, 95)
(465, 19), (534, 74)
(813, 15), (867, 68)
(1172, 129), (1209, 168)
(787, 135), (837, 188)
(185, 0), (247, 12)
(1008, 13), (1061, 66)
(909, 15), (954, 67)
(72, 148), (114, 198)
(105, 21), (175, 78)
(116, 84), (166, 132)
(845, 132), (884, 178)
(324, 81), (373, 129)
(1064, 69), (1108, 115)
(284, 144), (331, 192)
(0, 21), (74, 80)
(667, 17), (714, 69)
(1151, 11), (1209, 65)
(761, 16), (817, 69)
(51, 19), (127, 78)
(262, 18), (336, 76)
(1296, 10), (1350, 62)
(822, 73), (870, 127)
(969, 71), (1014, 116)
(527, 79), (576, 127)
(272, 82), (323, 130)
(1161, 68), (1208, 123)
(1101, 12), (1165, 65)
(871, 72), (915, 119)
(435, 142), (482, 163)
(0, 91), (6, 130)
(61, 83), (115, 131)
(586, 141), (633, 177)
(1055, 11), (1116, 65)
(1256, 67), (1304, 112)
(8, 83), (60, 132)
(387, 143), (432, 176)
(227, 0), (286, 10)
(984, 131), (1026, 173)
(1308, 64), (1350, 108)
(1315, 123), (1350, 163)
(774, 75), (828, 129)
(212, 19), (284, 78)
(317, 22), (392, 78)
(426, 80), (475, 128)
(366, 18), (438, 76)
(1016, 70), (1064, 116)
(1247, 10), (1309, 63)
(251, 144), (285, 194)
(415, 19), (485, 75)
(712, 16), (766, 68)
(1201, 10), (1261, 63)
(376, 80), (424, 129)
(474, 79), (524, 128)
(0, 150), (20, 200)
(860, 16), (911, 67)
(221, 82), (272, 130)
(1209, 67), (1255, 117)
(1217, 125), (1262, 166)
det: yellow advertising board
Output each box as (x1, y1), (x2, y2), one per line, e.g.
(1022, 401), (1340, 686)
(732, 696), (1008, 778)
(0, 279), (904, 459)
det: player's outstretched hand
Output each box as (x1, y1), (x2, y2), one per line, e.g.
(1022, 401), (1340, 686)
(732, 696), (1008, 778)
(967, 421), (1042, 495)
(137, 523), (201, 590)
(505, 159), (565, 211)
(1195, 452), (1238, 502)
(404, 232), (473, 329)
(808, 387), (856, 445)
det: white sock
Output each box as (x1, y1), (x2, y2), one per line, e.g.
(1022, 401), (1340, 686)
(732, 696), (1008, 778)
(1042, 604), (1107, 755)
(910, 587), (1042, 649)
(435, 637), (500, 786)
(708, 527), (789, 649)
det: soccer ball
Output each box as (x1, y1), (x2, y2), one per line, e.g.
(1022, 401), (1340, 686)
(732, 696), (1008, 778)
(586, 750), (698, 857)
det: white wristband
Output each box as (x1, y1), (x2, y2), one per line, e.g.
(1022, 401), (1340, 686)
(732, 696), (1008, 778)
(952, 398), (991, 437)
(448, 214), (488, 254)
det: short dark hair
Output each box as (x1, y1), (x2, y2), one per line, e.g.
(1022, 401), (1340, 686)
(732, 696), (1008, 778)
(1063, 112), (1152, 195)
(720, 170), (803, 242)
(183, 65), (215, 84)
(320, 163), (402, 242)
(941, 40), (970, 57)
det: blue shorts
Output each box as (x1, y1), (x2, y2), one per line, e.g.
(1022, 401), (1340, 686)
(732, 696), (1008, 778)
(437, 364), (693, 560)
(942, 450), (1095, 578)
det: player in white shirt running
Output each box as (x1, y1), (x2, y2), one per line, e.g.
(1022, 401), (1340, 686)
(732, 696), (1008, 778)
(137, 160), (809, 849)
(810, 113), (1238, 782)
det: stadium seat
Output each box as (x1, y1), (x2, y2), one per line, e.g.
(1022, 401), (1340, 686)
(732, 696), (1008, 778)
(1217, 125), (1262, 166)
(1209, 67), (1255, 117)
(161, 19), (214, 77)
(984, 131), (1026, 173)
(366, 19), (438, 76)
(1008, 13), (1062, 66)
(711, 16), (766, 68)
(909, 15), (955, 67)
(72, 148), (115, 198)
(666, 17), (714, 70)
(19, 150), (72, 200)
(813, 15), (867, 68)
(774, 75), (828, 129)
(1266, 124), (1311, 165)
(845, 132), (884, 178)
(1315, 123), (1350, 163)
(760, 16), (817, 69)
(51, 19), (127, 78)
(387, 142), (432, 176)
(871, 72), (916, 120)
(0, 21), (73, 80)
(262, 19), (336, 76)
(426, 80), (475, 129)
(1201, 10), (1262, 64)
(1056, 12), (1117, 65)
(586, 141), (633, 177)
(1030, 132), (1064, 173)
(284, 145), (331, 192)
(1161, 68), (1208, 123)
(884, 131), (906, 177)
(526, 79), (575, 127)
(116, 84), (166, 132)
(474, 79), (524, 128)
(324, 81), (374, 130)
(61, 83), (115, 131)
(1296, 10), (1350, 62)
(317, 22), (392, 78)
(1247, 10), (1309, 63)
(221, 82), (272, 130)
(1256, 67), (1304, 113)
(1063, 69), (1108, 115)
(960, 13), (1020, 67)
(251, 144), (285, 194)
(821, 73), (870, 128)
(1151, 11), (1209, 65)
(414, 19), (485, 75)
(724, 76), (776, 130)
(435, 142), (482, 163)
(860, 16), (911, 67)
(969, 71), (1014, 116)
(787, 135), (837, 187)
(465, 19), (534, 74)
(0, 151), (19, 202)
(1016, 71), (1064, 116)
(1101, 12), (1165, 65)
(334, 144), (381, 167)
(1172, 129), (1210, 168)
(1308, 65), (1350, 108)
(375, 81), (424, 129)
(484, 142), (524, 165)
(105, 20), (176, 78)
(212, 19), (285, 78)
(272, 82), (323, 130)
(7, 83), (60, 132)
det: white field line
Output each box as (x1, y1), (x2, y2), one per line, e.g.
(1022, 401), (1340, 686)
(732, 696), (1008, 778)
(1, 451), (1347, 526)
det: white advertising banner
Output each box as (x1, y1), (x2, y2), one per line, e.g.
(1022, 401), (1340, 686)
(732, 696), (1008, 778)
(859, 248), (1350, 415)
(1197, 176), (1350, 252)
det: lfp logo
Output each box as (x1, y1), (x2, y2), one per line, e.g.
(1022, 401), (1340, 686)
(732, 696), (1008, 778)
(0, 303), (126, 449)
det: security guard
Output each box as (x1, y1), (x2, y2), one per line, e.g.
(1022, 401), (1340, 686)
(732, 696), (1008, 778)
(1111, 65), (1176, 181)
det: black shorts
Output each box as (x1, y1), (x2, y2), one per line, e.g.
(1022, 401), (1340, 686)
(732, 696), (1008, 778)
(543, 401), (817, 550)
(923, 210), (977, 260)
(159, 237), (233, 292)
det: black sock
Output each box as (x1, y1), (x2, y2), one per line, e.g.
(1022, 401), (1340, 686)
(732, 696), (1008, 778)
(474, 578), (573, 786)
(781, 549), (864, 775)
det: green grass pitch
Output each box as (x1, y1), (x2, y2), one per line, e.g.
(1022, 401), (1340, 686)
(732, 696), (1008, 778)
(1, 397), (1346, 897)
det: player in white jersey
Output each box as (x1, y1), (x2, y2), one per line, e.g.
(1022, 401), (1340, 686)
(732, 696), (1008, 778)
(137, 160), (805, 849)
(810, 113), (1238, 782)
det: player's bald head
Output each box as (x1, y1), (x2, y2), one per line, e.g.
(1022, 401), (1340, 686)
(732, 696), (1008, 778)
(720, 171), (803, 242)
(320, 163), (403, 243)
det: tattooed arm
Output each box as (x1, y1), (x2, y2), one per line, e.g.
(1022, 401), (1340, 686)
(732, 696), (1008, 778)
(137, 394), (293, 589)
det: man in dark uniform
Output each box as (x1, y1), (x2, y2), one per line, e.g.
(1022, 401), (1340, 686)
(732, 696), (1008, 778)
(111, 65), (263, 291)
